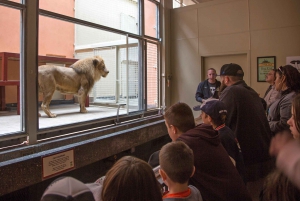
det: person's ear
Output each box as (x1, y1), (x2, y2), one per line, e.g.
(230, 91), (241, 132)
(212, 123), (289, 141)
(190, 166), (195, 177)
(159, 169), (167, 181)
(171, 125), (178, 135)
(207, 115), (213, 124)
(281, 75), (286, 83)
(224, 76), (229, 84)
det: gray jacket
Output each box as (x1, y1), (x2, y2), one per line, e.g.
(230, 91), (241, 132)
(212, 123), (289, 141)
(268, 90), (297, 134)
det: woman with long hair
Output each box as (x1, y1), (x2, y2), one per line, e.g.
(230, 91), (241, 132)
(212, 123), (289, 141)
(268, 65), (300, 135)
(263, 94), (300, 201)
(269, 94), (300, 191)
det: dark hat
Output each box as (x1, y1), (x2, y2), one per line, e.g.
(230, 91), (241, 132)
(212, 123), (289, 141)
(219, 63), (244, 77)
(41, 177), (96, 201)
(194, 99), (227, 120)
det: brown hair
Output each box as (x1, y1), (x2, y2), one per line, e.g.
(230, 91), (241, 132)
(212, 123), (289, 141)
(210, 113), (227, 127)
(163, 102), (195, 133)
(261, 169), (300, 201)
(276, 65), (300, 92)
(159, 141), (194, 184)
(292, 94), (300, 134)
(101, 156), (162, 201)
(207, 68), (217, 73)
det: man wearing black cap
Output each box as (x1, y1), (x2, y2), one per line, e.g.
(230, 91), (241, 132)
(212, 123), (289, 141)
(218, 63), (273, 200)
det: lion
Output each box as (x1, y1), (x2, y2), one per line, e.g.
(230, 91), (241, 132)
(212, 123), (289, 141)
(38, 56), (109, 118)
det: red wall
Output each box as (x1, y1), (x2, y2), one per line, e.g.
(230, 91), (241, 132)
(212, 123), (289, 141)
(0, 1), (75, 58)
(39, 0), (75, 58)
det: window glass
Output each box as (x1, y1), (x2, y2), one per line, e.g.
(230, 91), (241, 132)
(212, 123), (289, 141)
(7, 0), (22, 3)
(0, 6), (21, 135)
(39, 0), (139, 35)
(173, 0), (196, 8)
(38, 16), (142, 129)
(173, 0), (181, 8)
(147, 42), (158, 109)
(120, 38), (141, 113)
(144, 0), (158, 38)
(0, 0), (160, 138)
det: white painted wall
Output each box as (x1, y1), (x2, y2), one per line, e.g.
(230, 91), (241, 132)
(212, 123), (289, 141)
(170, 0), (300, 116)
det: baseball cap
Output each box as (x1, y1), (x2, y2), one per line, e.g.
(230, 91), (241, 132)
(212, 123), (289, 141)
(219, 63), (244, 77)
(194, 99), (227, 120)
(41, 176), (96, 201)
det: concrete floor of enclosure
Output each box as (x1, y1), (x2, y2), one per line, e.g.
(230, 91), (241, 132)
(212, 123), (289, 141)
(0, 104), (128, 135)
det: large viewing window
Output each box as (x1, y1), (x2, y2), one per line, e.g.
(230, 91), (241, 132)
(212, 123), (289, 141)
(0, 0), (161, 147)
(0, 5), (21, 135)
(40, 0), (140, 35)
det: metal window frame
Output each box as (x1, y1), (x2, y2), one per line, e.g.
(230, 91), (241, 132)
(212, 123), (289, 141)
(0, 0), (162, 149)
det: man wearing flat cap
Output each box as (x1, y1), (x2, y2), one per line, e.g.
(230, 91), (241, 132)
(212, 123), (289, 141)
(218, 63), (273, 200)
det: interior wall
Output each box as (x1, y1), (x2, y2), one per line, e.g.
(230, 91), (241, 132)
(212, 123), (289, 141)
(170, 0), (300, 116)
(203, 54), (248, 83)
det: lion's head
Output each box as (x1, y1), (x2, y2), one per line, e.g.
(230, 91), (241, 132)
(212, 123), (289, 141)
(93, 56), (109, 78)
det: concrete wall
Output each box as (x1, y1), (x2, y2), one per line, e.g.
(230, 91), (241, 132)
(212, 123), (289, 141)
(170, 0), (300, 115)
(39, 0), (75, 58)
(0, 116), (169, 198)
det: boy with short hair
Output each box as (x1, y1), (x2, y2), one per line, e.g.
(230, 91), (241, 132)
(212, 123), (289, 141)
(194, 98), (246, 182)
(159, 141), (202, 201)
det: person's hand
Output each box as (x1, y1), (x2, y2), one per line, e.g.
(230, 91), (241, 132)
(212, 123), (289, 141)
(269, 131), (293, 157)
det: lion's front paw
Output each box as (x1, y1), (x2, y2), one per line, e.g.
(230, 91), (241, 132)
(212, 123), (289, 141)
(80, 108), (88, 113)
(49, 113), (57, 118)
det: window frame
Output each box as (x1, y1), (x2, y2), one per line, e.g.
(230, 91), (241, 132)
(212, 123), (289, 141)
(0, 0), (161, 148)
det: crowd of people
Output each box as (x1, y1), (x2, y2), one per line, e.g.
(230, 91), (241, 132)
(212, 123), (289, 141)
(40, 64), (300, 201)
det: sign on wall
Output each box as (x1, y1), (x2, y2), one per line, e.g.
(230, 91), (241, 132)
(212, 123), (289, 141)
(257, 56), (276, 82)
(42, 149), (75, 179)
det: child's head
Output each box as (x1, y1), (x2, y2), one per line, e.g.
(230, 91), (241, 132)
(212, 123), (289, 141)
(40, 176), (96, 201)
(164, 102), (195, 141)
(101, 156), (162, 201)
(262, 169), (300, 201)
(288, 94), (300, 139)
(197, 99), (227, 127)
(159, 141), (194, 185)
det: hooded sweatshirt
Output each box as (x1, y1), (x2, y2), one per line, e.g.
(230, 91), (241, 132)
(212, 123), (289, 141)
(178, 123), (251, 201)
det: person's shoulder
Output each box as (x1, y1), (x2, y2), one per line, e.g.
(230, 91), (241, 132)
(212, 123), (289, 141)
(226, 82), (252, 93)
(287, 91), (297, 98)
(189, 185), (200, 192)
(199, 79), (208, 85)
(189, 185), (203, 201)
(181, 124), (219, 144)
(219, 125), (233, 133)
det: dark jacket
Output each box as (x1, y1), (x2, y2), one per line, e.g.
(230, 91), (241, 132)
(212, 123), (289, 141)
(178, 124), (251, 201)
(217, 125), (246, 183)
(219, 81), (272, 178)
(195, 79), (221, 103)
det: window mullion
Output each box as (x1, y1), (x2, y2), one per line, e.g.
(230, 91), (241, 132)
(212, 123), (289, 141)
(23, 0), (39, 144)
